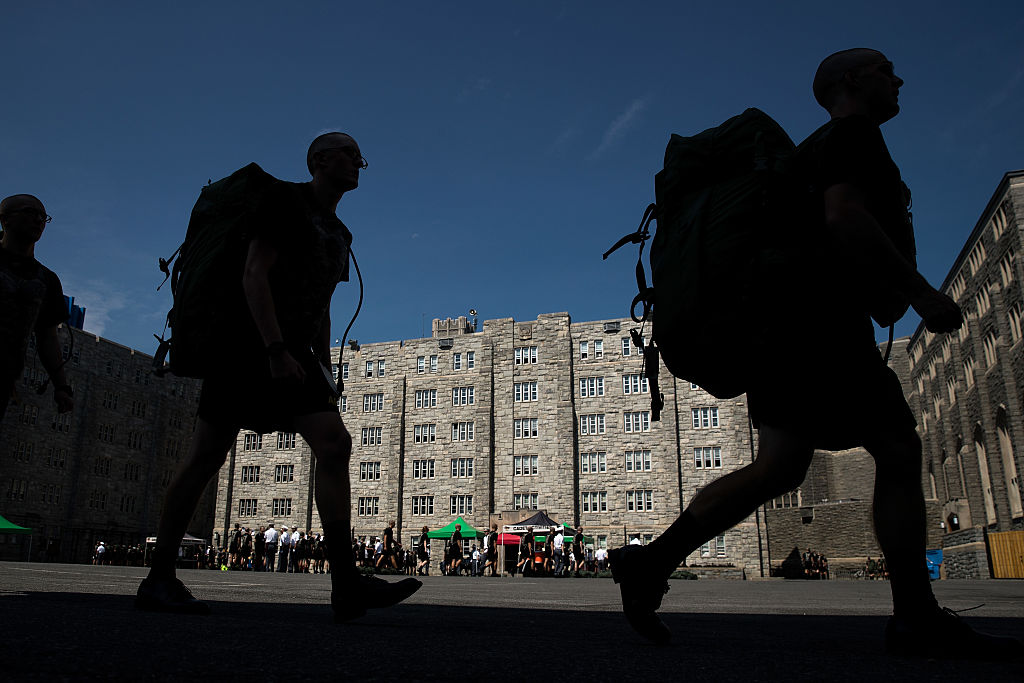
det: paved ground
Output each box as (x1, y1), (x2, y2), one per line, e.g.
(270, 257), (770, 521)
(1, 562), (1021, 681)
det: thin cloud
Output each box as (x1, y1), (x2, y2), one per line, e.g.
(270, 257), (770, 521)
(60, 277), (128, 338)
(548, 126), (581, 156)
(457, 77), (493, 103)
(588, 97), (649, 160)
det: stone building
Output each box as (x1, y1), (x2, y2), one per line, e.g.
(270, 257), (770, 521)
(214, 313), (769, 576)
(906, 170), (1024, 577)
(1, 327), (208, 562)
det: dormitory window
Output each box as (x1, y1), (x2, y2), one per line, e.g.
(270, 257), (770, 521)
(513, 493), (537, 510)
(594, 340), (603, 358)
(341, 396), (347, 412)
(621, 337), (631, 356)
(692, 407), (719, 429)
(626, 489), (654, 512)
(453, 353), (462, 371)
(515, 418), (539, 438)
(363, 393), (384, 412)
(417, 356), (425, 374)
(515, 455), (539, 476)
(414, 424), (436, 443)
(452, 386), (475, 406)
(983, 333), (998, 368)
(13, 442), (34, 464)
(243, 433), (262, 451)
(999, 248), (1015, 287)
(451, 457), (474, 477)
(273, 498), (293, 516)
(241, 465), (260, 483)
(580, 377), (604, 397)
(580, 451), (606, 474)
(624, 411), (650, 433)
(430, 355), (438, 372)
(947, 377), (957, 404)
(366, 361), (373, 378)
(701, 535), (727, 558)
(359, 462), (381, 481)
(46, 448), (67, 469)
(51, 412), (71, 432)
(274, 464), (294, 483)
(580, 341), (589, 359)
(991, 205), (1008, 240)
(277, 432), (296, 449)
(623, 374), (649, 394)
(579, 414), (605, 435)
(625, 449), (652, 472)
(332, 363), (339, 380)
(342, 363), (349, 380)
(967, 240), (986, 276)
(415, 389), (437, 408)
(361, 427), (383, 446)
(411, 496), (434, 515)
(20, 405), (38, 425)
(378, 360), (386, 377)
(413, 459), (435, 479)
(358, 497), (380, 516)
(694, 447), (722, 469)
(467, 351), (475, 369)
(120, 494), (137, 513)
(1010, 303), (1024, 344)
(975, 285), (991, 317)
(238, 499), (258, 517)
(451, 421), (474, 441)
(581, 491), (607, 513)
(450, 495), (473, 515)
(123, 462), (141, 480)
(514, 346), (538, 365)
(514, 382), (538, 402)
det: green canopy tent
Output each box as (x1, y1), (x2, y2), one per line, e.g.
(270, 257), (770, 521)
(425, 516), (481, 539)
(534, 523), (589, 545)
(0, 513), (33, 561)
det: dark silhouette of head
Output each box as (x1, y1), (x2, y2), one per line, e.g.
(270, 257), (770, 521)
(812, 48), (904, 124)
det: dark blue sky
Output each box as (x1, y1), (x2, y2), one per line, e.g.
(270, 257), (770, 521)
(3, 2), (1023, 352)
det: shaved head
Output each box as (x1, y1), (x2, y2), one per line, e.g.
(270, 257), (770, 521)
(0, 194), (44, 216)
(306, 132), (357, 175)
(813, 48), (887, 110)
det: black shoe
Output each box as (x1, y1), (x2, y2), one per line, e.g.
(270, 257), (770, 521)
(608, 545), (671, 645)
(332, 574), (422, 622)
(135, 577), (210, 615)
(886, 606), (1023, 660)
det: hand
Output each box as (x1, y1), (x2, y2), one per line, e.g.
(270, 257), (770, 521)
(54, 387), (74, 413)
(911, 289), (963, 333)
(270, 351), (306, 383)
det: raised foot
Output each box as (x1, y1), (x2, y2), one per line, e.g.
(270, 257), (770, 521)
(608, 545), (671, 645)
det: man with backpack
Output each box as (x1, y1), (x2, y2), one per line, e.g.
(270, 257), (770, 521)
(609, 49), (1021, 659)
(136, 132), (421, 620)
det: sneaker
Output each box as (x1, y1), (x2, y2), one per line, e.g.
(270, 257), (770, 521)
(332, 574), (422, 622)
(608, 545), (671, 645)
(135, 577), (210, 615)
(885, 606), (1023, 660)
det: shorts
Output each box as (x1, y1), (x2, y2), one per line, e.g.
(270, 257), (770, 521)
(197, 348), (338, 433)
(746, 313), (915, 451)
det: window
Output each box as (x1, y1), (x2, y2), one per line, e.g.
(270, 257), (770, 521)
(968, 240), (987, 276)
(513, 493), (538, 510)
(934, 395), (942, 420)
(581, 491), (608, 513)
(272, 498), (293, 516)
(594, 339), (603, 358)
(332, 363), (339, 380)
(411, 495), (434, 515)
(451, 421), (475, 441)
(450, 495), (473, 515)
(413, 424), (436, 443)
(277, 432), (296, 449)
(580, 341), (589, 359)
(40, 484), (62, 506)
(700, 535), (727, 558)
(1010, 303), (1024, 344)
(453, 353), (462, 370)
(341, 363), (349, 380)
(579, 414), (606, 435)
(514, 382), (538, 402)
(624, 411), (651, 433)
(341, 396), (348, 412)
(964, 357), (976, 388)
(1000, 249), (1015, 287)
(949, 273), (966, 301)
(692, 407), (719, 429)
(623, 374), (649, 394)
(621, 337), (631, 356)
(130, 400), (147, 418)
(51, 412), (71, 433)
(238, 499), (258, 517)
(626, 489), (654, 512)
(467, 351), (475, 369)
(415, 389), (437, 408)
(991, 205), (1008, 241)
(694, 447), (722, 469)
(376, 359), (385, 377)
(514, 346), (538, 365)
(975, 285), (991, 317)
(941, 338), (952, 362)
(46, 448), (67, 469)
(365, 361), (374, 378)
(363, 393), (384, 412)
(274, 464), (294, 483)
(361, 427), (383, 446)
(514, 455), (539, 476)
(514, 418), (539, 438)
(120, 494), (137, 513)
(580, 377), (604, 397)
(452, 386), (475, 406)
(947, 377), (957, 405)
(97, 424), (116, 443)
(412, 459), (435, 479)
(983, 332), (998, 367)
(451, 457), (474, 477)
(241, 465), (261, 483)
(20, 405), (37, 425)
(87, 490), (106, 509)
(6, 479), (28, 502)
(359, 462), (381, 481)
(12, 441), (34, 464)
(625, 449), (652, 471)
(243, 433), (262, 451)
(580, 451), (606, 474)
(770, 491), (801, 509)
(357, 497), (380, 516)
(123, 461), (141, 481)
(430, 355), (438, 372)
(417, 356), (425, 374)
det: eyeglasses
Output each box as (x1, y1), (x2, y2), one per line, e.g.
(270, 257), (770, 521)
(0, 207), (51, 223)
(322, 147), (368, 169)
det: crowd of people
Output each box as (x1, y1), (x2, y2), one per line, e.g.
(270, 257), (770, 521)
(863, 556), (890, 580)
(223, 523), (330, 574)
(801, 548), (830, 580)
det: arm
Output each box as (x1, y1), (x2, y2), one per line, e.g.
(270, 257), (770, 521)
(824, 183), (962, 333)
(242, 238), (305, 382)
(315, 297), (334, 367)
(36, 325), (73, 412)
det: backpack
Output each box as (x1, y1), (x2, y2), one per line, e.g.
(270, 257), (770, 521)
(154, 163), (281, 378)
(604, 108), (802, 403)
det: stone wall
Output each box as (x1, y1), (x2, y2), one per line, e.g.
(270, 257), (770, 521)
(941, 527), (991, 579)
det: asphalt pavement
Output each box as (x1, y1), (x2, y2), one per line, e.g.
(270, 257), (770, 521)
(0, 562), (1021, 681)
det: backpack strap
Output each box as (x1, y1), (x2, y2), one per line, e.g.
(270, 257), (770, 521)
(603, 203), (657, 324)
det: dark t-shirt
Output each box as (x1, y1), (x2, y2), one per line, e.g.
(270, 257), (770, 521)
(0, 245), (67, 382)
(383, 526), (395, 551)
